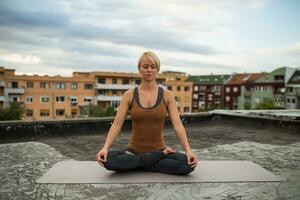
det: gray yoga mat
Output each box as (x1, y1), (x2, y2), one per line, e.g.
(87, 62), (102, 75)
(36, 160), (283, 184)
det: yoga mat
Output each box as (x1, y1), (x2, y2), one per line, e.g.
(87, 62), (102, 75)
(36, 160), (283, 184)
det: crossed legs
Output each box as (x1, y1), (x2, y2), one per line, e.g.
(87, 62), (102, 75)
(103, 150), (194, 175)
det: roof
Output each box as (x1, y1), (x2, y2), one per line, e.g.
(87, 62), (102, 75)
(226, 73), (268, 85)
(186, 75), (230, 84)
(288, 70), (300, 84)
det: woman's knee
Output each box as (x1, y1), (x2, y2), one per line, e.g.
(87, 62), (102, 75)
(103, 150), (124, 170)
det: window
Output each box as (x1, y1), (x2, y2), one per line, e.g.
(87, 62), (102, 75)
(71, 83), (77, 90)
(226, 96), (230, 102)
(184, 86), (190, 92)
(12, 82), (18, 88)
(157, 79), (163, 85)
(194, 86), (198, 91)
(56, 96), (65, 102)
(122, 79), (129, 85)
(41, 96), (50, 103)
(177, 86), (181, 91)
(111, 101), (120, 108)
(26, 82), (34, 88)
(233, 87), (238, 92)
(226, 87), (230, 93)
(26, 96), (33, 103)
(56, 83), (66, 89)
(177, 107), (180, 112)
(26, 109), (33, 117)
(135, 79), (141, 85)
(292, 99), (295, 103)
(71, 109), (77, 116)
(175, 96), (181, 102)
(208, 94), (213, 101)
(40, 82), (50, 89)
(98, 78), (106, 84)
(84, 97), (93, 103)
(167, 86), (172, 91)
(98, 90), (105, 95)
(287, 98), (290, 103)
(84, 84), (93, 89)
(274, 75), (284, 81)
(56, 109), (65, 116)
(112, 90), (117, 95)
(112, 78), (118, 84)
(193, 94), (198, 99)
(184, 107), (189, 112)
(40, 109), (50, 117)
(71, 97), (77, 103)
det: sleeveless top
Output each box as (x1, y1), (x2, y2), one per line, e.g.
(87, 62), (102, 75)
(126, 86), (168, 154)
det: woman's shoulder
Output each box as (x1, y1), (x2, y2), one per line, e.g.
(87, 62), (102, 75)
(123, 88), (135, 100)
(161, 86), (174, 103)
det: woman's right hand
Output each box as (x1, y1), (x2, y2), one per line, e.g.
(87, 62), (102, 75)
(163, 147), (176, 156)
(96, 148), (108, 166)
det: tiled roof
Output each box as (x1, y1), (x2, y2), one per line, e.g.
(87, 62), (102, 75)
(186, 75), (230, 84)
(226, 73), (268, 85)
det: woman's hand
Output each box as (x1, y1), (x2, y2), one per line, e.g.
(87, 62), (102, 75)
(96, 148), (108, 166)
(186, 150), (198, 168)
(163, 147), (176, 155)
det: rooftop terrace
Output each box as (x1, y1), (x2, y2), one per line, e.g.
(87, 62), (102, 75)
(0, 112), (299, 199)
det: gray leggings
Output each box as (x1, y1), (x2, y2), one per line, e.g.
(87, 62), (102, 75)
(103, 150), (194, 175)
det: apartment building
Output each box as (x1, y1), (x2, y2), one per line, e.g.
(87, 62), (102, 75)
(187, 74), (231, 112)
(1, 67), (96, 120)
(162, 71), (193, 113)
(224, 73), (267, 110)
(286, 70), (300, 109)
(252, 67), (295, 109)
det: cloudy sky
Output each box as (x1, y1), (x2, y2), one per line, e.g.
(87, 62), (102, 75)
(0, 0), (299, 76)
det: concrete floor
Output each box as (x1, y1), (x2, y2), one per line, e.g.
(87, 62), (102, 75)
(0, 117), (299, 199)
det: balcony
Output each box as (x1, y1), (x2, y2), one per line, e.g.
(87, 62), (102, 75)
(96, 95), (122, 101)
(6, 88), (25, 94)
(96, 84), (136, 90)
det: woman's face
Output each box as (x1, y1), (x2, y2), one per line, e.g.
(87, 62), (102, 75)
(139, 55), (158, 81)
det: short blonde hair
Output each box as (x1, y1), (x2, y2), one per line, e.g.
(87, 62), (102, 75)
(137, 51), (160, 72)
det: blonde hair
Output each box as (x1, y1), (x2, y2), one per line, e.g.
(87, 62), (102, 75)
(137, 51), (160, 72)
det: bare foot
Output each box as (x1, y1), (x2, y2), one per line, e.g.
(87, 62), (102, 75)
(163, 147), (176, 155)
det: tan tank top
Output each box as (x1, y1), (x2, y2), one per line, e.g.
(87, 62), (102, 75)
(127, 86), (168, 154)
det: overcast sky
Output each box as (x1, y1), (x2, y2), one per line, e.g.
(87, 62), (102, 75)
(0, 0), (299, 76)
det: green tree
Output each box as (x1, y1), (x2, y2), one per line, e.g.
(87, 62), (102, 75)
(0, 102), (24, 121)
(255, 99), (276, 110)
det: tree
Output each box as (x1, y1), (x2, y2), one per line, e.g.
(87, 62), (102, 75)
(0, 102), (24, 121)
(255, 99), (276, 110)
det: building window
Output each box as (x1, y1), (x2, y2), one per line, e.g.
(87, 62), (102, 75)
(56, 109), (65, 116)
(112, 78), (118, 84)
(56, 83), (66, 89)
(71, 109), (77, 116)
(40, 109), (50, 117)
(111, 101), (120, 108)
(56, 96), (65, 103)
(84, 84), (93, 89)
(112, 90), (117, 96)
(167, 86), (172, 91)
(40, 96), (50, 103)
(177, 107), (180, 112)
(194, 86), (198, 91)
(184, 86), (190, 92)
(40, 82), (50, 89)
(226, 96), (230, 102)
(71, 97), (77, 106)
(84, 97), (93, 103)
(226, 87), (230, 93)
(287, 98), (290, 103)
(135, 79), (141, 85)
(26, 82), (34, 88)
(157, 79), (163, 85)
(12, 82), (18, 88)
(177, 86), (181, 91)
(208, 94), (213, 101)
(98, 90), (105, 95)
(98, 78), (106, 84)
(184, 107), (189, 112)
(26, 96), (33, 103)
(122, 79), (130, 85)
(233, 87), (238, 92)
(292, 99), (295, 103)
(193, 94), (198, 99)
(26, 109), (33, 117)
(71, 83), (77, 90)
(175, 96), (181, 102)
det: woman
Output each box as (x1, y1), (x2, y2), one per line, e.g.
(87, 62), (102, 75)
(96, 51), (198, 175)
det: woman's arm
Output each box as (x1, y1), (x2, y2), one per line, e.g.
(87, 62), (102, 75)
(165, 89), (198, 168)
(96, 89), (133, 166)
(101, 89), (133, 150)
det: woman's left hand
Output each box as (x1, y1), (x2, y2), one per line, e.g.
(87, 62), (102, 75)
(186, 150), (198, 168)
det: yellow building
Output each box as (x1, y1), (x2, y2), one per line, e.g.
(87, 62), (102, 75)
(0, 67), (193, 120)
(163, 71), (193, 113)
